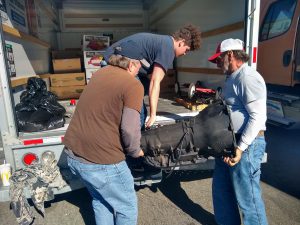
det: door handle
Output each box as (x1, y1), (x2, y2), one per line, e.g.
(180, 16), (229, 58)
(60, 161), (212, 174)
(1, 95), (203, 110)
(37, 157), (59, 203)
(282, 50), (292, 67)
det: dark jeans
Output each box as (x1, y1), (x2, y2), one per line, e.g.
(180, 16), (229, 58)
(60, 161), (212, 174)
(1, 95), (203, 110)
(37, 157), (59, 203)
(137, 74), (149, 131)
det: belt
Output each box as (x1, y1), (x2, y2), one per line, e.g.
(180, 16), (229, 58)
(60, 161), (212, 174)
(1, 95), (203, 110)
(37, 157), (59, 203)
(235, 130), (264, 141)
(257, 130), (265, 137)
(64, 147), (96, 164)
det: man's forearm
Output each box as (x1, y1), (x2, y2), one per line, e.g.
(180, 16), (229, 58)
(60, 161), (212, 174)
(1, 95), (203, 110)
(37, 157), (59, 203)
(121, 107), (143, 157)
(146, 64), (165, 127)
(149, 82), (160, 117)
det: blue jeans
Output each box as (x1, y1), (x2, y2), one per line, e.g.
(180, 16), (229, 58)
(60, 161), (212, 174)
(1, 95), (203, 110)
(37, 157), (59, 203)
(67, 156), (138, 225)
(212, 136), (268, 225)
(137, 74), (149, 130)
(140, 99), (147, 130)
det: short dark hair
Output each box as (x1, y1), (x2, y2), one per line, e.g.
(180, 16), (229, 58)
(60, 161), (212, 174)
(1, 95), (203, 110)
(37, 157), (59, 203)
(108, 55), (139, 70)
(172, 24), (201, 50)
(232, 50), (250, 63)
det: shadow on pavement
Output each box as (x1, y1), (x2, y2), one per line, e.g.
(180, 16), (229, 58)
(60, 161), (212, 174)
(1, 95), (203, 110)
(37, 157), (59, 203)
(48, 188), (96, 225)
(157, 170), (217, 225)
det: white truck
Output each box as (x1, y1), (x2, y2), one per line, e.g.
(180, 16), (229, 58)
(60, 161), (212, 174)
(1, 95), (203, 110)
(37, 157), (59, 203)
(0, 0), (260, 202)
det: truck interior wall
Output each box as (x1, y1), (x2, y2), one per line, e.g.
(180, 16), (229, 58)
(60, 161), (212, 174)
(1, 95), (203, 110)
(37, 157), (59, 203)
(2, 0), (151, 121)
(33, 0), (59, 48)
(57, 1), (148, 49)
(149, 0), (246, 89)
(4, 37), (49, 76)
(3, 0), (59, 104)
(4, 0), (249, 106)
(4, 36), (50, 104)
(3, 0), (57, 76)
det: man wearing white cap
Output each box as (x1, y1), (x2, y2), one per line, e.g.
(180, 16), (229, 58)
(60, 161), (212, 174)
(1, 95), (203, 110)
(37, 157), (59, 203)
(64, 41), (148, 225)
(208, 38), (268, 225)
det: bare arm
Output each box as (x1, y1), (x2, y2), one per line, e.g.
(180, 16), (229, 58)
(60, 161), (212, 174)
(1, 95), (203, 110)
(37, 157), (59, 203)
(146, 64), (165, 128)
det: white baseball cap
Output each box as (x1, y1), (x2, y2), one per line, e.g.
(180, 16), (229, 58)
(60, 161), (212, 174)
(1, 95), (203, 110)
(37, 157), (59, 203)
(208, 38), (244, 63)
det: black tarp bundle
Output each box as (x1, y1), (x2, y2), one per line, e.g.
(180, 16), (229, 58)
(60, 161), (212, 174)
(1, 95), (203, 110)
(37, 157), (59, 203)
(140, 99), (236, 168)
(15, 77), (66, 132)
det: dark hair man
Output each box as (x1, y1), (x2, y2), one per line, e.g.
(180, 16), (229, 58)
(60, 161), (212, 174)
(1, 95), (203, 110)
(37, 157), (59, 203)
(104, 24), (201, 130)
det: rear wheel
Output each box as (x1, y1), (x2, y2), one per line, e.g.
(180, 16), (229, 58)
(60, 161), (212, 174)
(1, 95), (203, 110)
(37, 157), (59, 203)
(188, 83), (196, 99)
(174, 82), (181, 96)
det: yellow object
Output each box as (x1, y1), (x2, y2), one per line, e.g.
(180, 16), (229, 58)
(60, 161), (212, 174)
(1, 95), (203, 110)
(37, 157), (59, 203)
(0, 164), (11, 186)
(174, 98), (208, 111)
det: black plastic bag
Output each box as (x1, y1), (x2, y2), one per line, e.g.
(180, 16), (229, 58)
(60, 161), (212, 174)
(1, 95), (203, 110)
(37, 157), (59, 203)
(15, 77), (66, 132)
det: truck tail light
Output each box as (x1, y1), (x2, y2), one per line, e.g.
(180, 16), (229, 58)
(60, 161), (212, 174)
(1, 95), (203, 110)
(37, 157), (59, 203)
(23, 153), (38, 165)
(41, 151), (55, 165)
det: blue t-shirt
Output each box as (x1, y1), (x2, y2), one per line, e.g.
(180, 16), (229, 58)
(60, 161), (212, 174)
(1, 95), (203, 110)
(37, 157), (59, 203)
(104, 33), (175, 75)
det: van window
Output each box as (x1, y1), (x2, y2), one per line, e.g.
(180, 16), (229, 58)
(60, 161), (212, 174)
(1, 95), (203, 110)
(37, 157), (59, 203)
(260, 0), (297, 41)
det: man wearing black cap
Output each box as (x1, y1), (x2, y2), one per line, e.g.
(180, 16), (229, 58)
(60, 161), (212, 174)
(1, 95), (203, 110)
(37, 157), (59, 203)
(208, 38), (268, 225)
(104, 24), (201, 130)
(63, 41), (148, 225)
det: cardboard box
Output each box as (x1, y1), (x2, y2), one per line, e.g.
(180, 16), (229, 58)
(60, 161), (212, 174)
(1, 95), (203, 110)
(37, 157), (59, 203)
(84, 51), (105, 69)
(82, 35), (110, 51)
(50, 73), (86, 87)
(38, 73), (52, 79)
(85, 68), (99, 83)
(50, 86), (86, 100)
(10, 75), (37, 88)
(52, 58), (81, 73)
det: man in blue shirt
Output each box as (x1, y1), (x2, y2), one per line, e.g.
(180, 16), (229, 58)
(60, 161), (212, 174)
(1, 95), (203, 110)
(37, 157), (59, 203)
(104, 24), (201, 130)
(208, 38), (268, 225)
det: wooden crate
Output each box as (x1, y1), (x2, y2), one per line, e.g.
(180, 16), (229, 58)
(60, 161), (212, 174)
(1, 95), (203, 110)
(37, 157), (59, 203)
(175, 97), (208, 111)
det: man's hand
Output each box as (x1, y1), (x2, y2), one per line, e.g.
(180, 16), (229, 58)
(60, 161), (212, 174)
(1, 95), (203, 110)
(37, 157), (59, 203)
(138, 149), (144, 157)
(145, 115), (156, 128)
(223, 147), (243, 166)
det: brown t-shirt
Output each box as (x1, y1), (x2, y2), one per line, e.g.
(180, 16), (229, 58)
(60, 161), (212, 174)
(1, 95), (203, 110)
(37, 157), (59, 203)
(63, 65), (144, 164)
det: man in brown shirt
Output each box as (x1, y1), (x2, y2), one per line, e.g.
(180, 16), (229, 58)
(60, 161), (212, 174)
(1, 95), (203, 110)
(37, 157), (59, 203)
(63, 40), (148, 225)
